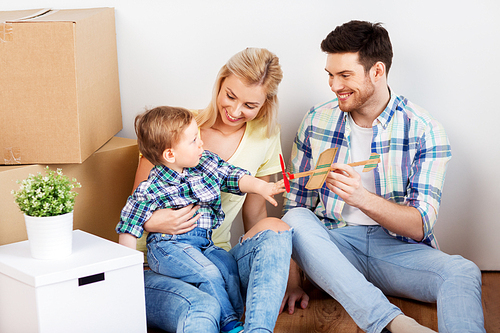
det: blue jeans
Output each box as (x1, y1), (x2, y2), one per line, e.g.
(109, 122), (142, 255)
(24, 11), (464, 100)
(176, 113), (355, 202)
(144, 228), (292, 333)
(144, 270), (221, 332)
(147, 227), (243, 328)
(229, 229), (292, 332)
(282, 207), (485, 333)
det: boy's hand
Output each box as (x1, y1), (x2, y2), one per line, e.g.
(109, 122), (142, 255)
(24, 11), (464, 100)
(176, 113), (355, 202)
(261, 179), (286, 207)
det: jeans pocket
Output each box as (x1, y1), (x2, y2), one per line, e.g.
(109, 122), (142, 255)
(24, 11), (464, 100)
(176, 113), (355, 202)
(146, 247), (161, 273)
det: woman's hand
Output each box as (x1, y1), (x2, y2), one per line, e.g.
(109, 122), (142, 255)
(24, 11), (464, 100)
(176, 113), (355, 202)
(143, 204), (201, 234)
(280, 259), (310, 314)
(280, 283), (310, 315)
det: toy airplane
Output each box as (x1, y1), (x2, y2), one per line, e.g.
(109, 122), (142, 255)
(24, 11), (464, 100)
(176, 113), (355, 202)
(279, 148), (380, 192)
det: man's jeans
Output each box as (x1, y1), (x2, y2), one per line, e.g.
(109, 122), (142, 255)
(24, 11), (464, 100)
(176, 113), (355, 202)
(282, 207), (485, 333)
(147, 227), (243, 328)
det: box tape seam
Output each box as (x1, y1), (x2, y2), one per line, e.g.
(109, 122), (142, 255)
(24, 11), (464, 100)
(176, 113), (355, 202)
(0, 22), (13, 42)
(3, 147), (22, 164)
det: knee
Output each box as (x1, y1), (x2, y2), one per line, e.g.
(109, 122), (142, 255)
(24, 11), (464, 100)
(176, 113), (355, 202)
(282, 207), (317, 229)
(445, 255), (482, 285)
(195, 293), (222, 317)
(243, 217), (290, 240)
(260, 217), (290, 232)
(201, 264), (225, 283)
(181, 294), (221, 332)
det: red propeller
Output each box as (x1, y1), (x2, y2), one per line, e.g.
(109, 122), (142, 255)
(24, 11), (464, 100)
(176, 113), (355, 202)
(279, 154), (290, 192)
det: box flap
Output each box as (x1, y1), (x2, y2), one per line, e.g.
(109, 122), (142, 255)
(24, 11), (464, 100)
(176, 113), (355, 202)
(9, 8), (113, 23)
(0, 8), (50, 23)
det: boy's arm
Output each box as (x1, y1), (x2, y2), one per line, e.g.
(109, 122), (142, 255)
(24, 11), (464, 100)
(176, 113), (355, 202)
(238, 174), (285, 207)
(119, 232), (138, 249)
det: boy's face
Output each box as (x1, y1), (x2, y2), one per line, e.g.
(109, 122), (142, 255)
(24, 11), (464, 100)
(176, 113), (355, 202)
(170, 119), (203, 171)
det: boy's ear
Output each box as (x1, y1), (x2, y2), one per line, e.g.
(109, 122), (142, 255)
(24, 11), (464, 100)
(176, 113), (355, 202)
(162, 148), (176, 163)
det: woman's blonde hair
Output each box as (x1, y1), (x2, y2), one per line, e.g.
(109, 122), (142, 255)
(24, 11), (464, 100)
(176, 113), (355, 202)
(196, 48), (283, 138)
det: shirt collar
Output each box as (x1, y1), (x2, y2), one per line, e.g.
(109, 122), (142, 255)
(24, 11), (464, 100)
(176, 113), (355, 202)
(375, 88), (399, 129)
(152, 150), (211, 184)
(153, 164), (182, 184)
(340, 87), (398, 129)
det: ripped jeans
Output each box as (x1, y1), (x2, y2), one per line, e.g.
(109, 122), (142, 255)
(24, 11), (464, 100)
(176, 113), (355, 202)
(229, 228), (292, 332)
(144, 228), (292, 333)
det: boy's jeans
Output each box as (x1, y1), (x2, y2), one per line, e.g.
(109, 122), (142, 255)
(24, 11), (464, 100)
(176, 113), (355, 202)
(147, 227), (243, 328)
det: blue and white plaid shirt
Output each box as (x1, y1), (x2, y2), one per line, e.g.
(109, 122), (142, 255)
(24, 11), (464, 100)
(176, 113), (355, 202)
(283, 91), (452, 248)
(116, 150), (250, 238)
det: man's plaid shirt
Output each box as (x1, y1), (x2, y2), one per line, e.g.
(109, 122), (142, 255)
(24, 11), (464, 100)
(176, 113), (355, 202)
(283, 91), (452, 248)
(116, 150), (250, 238)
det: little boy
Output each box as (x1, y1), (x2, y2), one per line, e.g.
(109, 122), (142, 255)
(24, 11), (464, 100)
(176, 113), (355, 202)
(116, 106), (285, 333)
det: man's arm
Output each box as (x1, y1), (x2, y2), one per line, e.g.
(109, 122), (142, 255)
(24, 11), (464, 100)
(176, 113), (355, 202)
(325, 163), (424, 241)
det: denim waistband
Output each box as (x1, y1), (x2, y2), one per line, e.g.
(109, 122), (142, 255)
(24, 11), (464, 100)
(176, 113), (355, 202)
(148, 226), (212, 241)
(183, 226), (213, 238)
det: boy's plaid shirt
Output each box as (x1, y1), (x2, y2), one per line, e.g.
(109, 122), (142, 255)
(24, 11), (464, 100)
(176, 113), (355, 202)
(283, 92), (452, 248)
(116, 150), (249, 238)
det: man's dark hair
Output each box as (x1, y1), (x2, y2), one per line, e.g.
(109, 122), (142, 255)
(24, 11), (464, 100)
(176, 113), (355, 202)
(321, 20), (393, 75)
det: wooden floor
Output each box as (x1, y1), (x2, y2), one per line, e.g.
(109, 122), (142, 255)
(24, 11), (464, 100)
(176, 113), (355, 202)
(148, 271), (500, 332)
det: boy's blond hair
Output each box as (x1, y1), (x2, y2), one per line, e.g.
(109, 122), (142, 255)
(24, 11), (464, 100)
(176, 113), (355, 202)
(135, 106), (193, 165)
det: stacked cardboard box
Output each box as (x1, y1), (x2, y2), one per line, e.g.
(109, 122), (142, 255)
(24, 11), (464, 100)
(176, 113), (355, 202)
(0, 8), (138, 244)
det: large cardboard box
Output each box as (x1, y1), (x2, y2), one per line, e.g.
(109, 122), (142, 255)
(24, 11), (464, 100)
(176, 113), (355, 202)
(0, 8), (122, 165)
(0, 230), (146, 332)
(0, 137), (139, 246)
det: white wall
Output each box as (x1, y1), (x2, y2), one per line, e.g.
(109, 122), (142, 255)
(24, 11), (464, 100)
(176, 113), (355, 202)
(5, 0), (500, 270)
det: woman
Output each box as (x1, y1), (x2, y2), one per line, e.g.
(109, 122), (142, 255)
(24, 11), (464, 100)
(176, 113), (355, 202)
(135, 48), (292, 333)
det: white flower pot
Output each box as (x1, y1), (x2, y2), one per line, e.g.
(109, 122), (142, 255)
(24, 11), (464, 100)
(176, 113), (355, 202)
(24, 212), (74, 260)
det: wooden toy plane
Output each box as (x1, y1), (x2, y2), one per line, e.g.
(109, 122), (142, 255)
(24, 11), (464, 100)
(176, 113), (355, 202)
(279, 148), (380, 192)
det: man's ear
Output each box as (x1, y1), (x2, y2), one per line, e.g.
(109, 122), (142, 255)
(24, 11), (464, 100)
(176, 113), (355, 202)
(371, 61), (386, 82)
(162, 148), (175, 163)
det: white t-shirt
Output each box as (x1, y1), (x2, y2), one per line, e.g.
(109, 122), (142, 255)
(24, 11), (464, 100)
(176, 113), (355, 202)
(342, 114), (379, 226)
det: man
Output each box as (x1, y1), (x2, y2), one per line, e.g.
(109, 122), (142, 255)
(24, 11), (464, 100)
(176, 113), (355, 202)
(281, 20), (485, 333)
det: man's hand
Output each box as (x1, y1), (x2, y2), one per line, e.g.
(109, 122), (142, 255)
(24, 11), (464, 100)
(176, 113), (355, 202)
(324, 163), (368, 208)
(325, 163), (425, 241)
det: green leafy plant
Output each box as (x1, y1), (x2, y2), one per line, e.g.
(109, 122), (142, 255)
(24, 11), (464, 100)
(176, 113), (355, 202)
(12, 167), (82, 217)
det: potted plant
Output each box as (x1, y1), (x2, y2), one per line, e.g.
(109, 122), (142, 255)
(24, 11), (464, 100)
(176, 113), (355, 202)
(12, 166), (81, 259)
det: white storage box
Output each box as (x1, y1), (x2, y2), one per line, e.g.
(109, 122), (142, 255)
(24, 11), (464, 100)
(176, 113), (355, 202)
(0, 230), (146, 333)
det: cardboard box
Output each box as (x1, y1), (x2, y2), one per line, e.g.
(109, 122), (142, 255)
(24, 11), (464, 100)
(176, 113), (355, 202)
(0, 136), (139, 246)
(0, 8), (122, 164)
(0, 230), (146, 332)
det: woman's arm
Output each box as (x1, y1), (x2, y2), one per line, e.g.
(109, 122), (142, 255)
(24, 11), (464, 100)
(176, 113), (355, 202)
(241, 175), (270, 233)
(133, 156), (154, 191)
